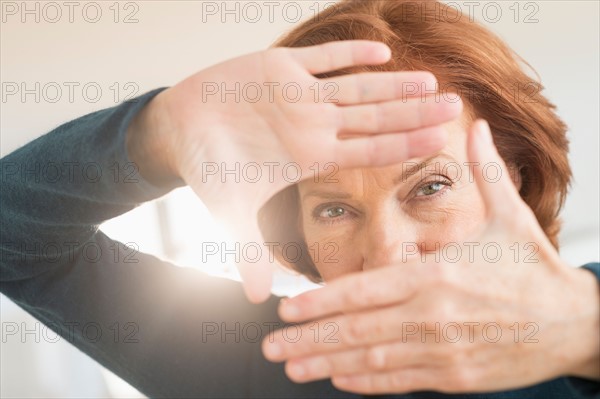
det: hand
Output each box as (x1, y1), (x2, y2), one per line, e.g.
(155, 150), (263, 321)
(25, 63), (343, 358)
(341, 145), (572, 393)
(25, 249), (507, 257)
(262, 120), (600, 393)
(129, 40), (463, 303)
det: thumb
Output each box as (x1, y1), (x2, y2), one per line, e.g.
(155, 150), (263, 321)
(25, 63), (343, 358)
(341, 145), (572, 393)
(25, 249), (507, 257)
(467, 119), (524, 220)
(466, 119), (562, 270)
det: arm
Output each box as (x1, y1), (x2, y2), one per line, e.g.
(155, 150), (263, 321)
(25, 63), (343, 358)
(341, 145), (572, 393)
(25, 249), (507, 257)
(0, 90), (267, 397)
(0, 88), (358, 399)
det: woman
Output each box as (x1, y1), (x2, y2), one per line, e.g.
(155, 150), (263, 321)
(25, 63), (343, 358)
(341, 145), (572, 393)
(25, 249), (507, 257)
(1, 0), (598, 398)
(253, 1), (600, 394)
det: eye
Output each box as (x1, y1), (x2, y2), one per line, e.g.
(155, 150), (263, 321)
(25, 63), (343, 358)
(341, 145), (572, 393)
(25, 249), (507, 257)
(311, 203), (353, 224)
(321, 206), (345, 218)
(414, 178), (452, 198)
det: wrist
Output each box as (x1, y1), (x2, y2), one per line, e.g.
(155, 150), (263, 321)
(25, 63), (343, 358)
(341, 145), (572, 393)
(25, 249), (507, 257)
(564, 266), (600, 380)
(126, 88), (184, 189)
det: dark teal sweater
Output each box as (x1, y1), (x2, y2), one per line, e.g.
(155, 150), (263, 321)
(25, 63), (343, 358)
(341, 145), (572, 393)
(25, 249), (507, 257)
(1, 88), (599, 398)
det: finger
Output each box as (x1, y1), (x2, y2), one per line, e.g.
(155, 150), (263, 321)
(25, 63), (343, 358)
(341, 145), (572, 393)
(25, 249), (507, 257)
(278, 265), (421, 322)
(285, 341), (431, 383)
(290, 40), (391, 75)
(269, 303), (447, 362)
(271, 306), (406, 359)
(466, 119), (525, 220)
(285, 349), (370, 382)
(322, 71), (438, 105)
(331, 126), (447, 175)
(338, 95), (463, 136)
(331, 367), (438, 395)
(362, 339), (453, 373)
(228, 218), (274, 304)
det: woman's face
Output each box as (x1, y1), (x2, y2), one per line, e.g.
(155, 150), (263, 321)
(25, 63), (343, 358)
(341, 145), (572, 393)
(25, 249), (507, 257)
(298, 116), (487, 281)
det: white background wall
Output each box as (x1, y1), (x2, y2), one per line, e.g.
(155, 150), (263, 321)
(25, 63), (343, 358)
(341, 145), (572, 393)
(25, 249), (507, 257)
(1, 1), (598, 397)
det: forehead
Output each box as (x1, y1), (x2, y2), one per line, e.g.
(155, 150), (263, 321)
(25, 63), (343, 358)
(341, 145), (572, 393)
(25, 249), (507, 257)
(299, 116), (469, 192)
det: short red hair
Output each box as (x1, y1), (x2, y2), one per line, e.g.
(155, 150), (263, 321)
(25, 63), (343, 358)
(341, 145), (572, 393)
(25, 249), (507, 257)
(259, 0), (571, 282)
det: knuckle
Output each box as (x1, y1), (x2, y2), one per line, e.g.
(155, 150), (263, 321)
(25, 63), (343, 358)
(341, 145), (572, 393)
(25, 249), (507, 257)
(345, 276), (371, 307)
(435, 301), (459, 325)
(361, 286), (381, 304)
(319, 355), (336, 375)
(365, 345), (392, 371)
(343, 316), (369, 345)
(374, 103), (385, 132)
(340, 285), (359, 309)
(387, 370), (406, 390)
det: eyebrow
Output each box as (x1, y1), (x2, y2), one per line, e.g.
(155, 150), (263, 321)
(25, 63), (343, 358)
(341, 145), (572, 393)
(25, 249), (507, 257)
(302, 190), (353, 200)
(393, 154), (455, 184)
(301, 153), (456, 200)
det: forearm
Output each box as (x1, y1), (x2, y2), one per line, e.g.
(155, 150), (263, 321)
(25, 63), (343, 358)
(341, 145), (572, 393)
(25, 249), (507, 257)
(0, 88), (174, 281)
(0, 90), (301, 397)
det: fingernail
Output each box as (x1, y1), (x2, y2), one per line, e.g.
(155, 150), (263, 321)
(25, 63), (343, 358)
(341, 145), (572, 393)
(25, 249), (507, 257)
(478, 119), (493, 144)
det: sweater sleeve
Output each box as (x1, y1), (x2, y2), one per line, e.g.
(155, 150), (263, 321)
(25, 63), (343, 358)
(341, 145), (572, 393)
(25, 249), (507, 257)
(563, 262), (600, 398)
(0, 89), (350, 399)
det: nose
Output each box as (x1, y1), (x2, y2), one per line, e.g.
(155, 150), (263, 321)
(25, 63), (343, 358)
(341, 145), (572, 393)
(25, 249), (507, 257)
(361, 210), (418, 271)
